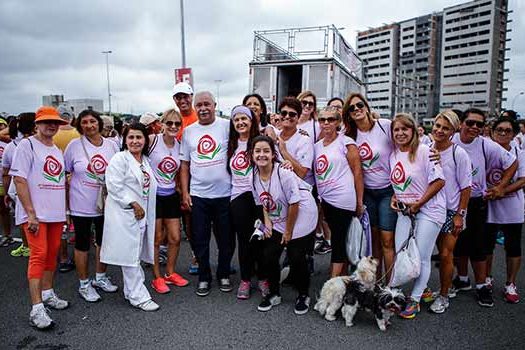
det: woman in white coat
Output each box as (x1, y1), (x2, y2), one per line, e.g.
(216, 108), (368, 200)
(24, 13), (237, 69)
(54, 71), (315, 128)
(100, 123), (159, 311)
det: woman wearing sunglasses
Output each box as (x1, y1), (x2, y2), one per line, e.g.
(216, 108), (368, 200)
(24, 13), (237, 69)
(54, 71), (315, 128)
(297, 91), (321, 143)
(314, 107), (364, 277)
(148, 109), (189, 294)
(451, 108), (517, 308)
(485, 116), (525, 304)
(342, 93), (397, 281)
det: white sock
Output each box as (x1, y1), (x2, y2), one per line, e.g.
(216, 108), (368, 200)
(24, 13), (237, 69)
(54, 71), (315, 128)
(32, 303), (45, 312)
(80, 279), (90, 288)
(95, 272), (106, 281)
(476, 283), (486, 290)
(42, 288), (54, 300)
(459, 275), (469, 282)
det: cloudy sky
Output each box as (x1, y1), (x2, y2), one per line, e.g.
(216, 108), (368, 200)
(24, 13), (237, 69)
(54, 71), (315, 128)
(0, 0), (523, 116)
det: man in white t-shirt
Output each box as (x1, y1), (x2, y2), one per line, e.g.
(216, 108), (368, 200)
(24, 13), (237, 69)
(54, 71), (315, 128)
(180, 91), (233, 297)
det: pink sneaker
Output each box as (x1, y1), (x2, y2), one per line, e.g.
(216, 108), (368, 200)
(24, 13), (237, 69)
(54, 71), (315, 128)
(164, 273), (189, 287)
(237, 280), (251, 300)
(258, 280), (270, 298)
(151, 277), (170, 294)
(504, 283), (520, 304)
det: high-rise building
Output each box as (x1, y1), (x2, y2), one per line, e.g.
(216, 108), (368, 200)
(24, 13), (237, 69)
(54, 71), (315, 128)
(356, 24), (399, 118)
(42, 95), (64, 107)
(439, 0), (509, 115)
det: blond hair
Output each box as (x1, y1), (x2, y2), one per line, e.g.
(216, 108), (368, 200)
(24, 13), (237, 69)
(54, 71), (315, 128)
(391, 113), (419, 162)
(161, 108), (182, 123)
(434, 109), (460, 131)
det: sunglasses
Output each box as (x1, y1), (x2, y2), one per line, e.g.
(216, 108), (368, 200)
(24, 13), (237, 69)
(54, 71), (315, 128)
(348, 101), (365, 113)
(464, 119), (485, 128)
(318, 117), (339, 124)
(301, 100), (315, 108)
(494, 127), (513, 135)
(280, 110), (298, 119)
(165, 120), (182, 127)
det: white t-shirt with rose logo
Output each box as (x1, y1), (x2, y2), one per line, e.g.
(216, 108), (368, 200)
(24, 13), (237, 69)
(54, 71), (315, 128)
(10, 136), (66, 225)
(148, 134), (180, 196)
(252, 166), (317, 239)
(389, 144), (446, 225)
(64, 136), (119, 217)
(230, 140), (253, 201)
(487, 145), (525, 224)
(355, 118), (393, 189)
(277, 129), (315, 185)
(180, 118), (231, 198)
(314, 134), (357, 211)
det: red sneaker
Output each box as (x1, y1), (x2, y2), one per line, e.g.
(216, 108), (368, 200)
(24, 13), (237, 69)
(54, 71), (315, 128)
(504, 283), (520, 304)
(151, 277), (170, 294)
(164, 273), (189, 287)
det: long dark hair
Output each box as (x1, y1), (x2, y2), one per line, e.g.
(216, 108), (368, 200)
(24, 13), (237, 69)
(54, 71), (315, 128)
(121, 122), (150, 156)
(342, 92), (373, 141)
(243, 93), (267, 126)
(9, 112), (36, 139)
(227, 108), (260, 174)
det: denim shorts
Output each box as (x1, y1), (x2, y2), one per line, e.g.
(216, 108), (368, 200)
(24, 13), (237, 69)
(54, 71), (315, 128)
(363, 186), (397, 232)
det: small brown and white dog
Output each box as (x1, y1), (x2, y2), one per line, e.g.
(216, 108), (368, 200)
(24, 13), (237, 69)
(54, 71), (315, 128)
(314, 256), (378, 321)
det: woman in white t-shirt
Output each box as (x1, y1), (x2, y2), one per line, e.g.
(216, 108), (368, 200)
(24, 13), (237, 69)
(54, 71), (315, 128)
(389, 113), (446, 319)
(100, 123), (159, 312)
(342, 92), (397, 281)
(251, 135), (318, 315)
(148, 109), (189, 294)
(64, 110), (120, 303)
(314, 107), (364, 277)
(428, 110), (472, 314)
(11, 106), (70, 330)
(486, 117), (525, 304)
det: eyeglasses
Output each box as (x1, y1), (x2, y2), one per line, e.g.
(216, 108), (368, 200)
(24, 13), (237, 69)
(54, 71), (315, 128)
(348, 101), (365, 113)
(318, 117), (339, 124)
(464, 119), (485, 128)
(280, 110), (298, 119)
(165, 120), (182, 127)
(301, 100), (315, 108)
(494, 127), (513, 135)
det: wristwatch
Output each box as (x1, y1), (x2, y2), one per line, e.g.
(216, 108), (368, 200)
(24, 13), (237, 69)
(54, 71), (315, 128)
(455, 209), (467, 217)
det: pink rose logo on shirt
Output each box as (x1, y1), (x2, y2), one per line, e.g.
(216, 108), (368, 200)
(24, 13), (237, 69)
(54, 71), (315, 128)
(259, 191), (282, 217)
(390, 161), (412, 192)
(315, 154), (333, 181)
(487, 168), (503, 186)
(358, 142), (380, 168)
(197, 134), (221, 160)
(156, 156), (178, 183)
(0, 146), (4, 158)
(86, 154), (108, 180)
(42, 155), (65, 183)
(142, 170), (151, 196)
(231, 151), (252, 176)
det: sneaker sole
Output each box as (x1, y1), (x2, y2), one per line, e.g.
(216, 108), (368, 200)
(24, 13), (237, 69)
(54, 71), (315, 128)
(220, 287), (233, 293)
(30, 320), (55, 330)
(257, 305), (272, 312)
(294, 308), (309, 315)
(165, 280), (190, 287)
(503, 297), (520, 304)
(151, 286), (171, 294)
(237, 294), (250, 300)
(477, 301), (494, 307)
(196, 290), (210, 297)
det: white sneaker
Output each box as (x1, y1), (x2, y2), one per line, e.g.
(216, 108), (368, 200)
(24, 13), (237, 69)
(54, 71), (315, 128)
(429, 295), (450, 314)
(92, 276), (118, 293)
(29, 307), (54, 329)
(43, 293), (69, 310)
(79, 282), (102, 302)
(134, 299), (159, 312)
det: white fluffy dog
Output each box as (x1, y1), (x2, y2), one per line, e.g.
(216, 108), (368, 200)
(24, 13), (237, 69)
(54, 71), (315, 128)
(314, 256), (378, 321)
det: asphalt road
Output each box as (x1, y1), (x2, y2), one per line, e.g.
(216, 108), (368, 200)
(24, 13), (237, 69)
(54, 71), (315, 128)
(0, 228), (524, 350)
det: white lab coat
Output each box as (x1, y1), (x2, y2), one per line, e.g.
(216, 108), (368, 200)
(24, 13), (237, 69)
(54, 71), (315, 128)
(100, 150), (157, 267)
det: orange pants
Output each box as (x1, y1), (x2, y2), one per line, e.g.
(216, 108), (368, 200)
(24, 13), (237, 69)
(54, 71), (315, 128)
(23, 222), (64, 280)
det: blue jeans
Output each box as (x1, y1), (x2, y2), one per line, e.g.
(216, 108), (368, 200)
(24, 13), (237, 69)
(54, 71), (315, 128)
(363, 186), (397, 232)
(191, 196), (233, 283)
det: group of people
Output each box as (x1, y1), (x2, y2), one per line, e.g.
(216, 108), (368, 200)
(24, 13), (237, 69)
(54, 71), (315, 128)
(0, 82), (522, 330)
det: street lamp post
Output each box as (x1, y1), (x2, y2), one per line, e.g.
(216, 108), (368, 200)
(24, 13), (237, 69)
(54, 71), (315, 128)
(511, 91), (524, 110)
(215, 79), (222, 116)
(180, 0), (186, 68)
(102, 50), (112, 116)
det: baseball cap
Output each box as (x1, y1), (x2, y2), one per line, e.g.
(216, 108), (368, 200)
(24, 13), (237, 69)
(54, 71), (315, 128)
(139, 112), (160, 126)
(57, 105), (74, 120)
(172, 82), (194, 96)
(35, 106), (68, 125)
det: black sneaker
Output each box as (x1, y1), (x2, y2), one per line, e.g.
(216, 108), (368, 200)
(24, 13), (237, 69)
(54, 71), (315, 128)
(58, 260), (75, 273)
(477, 286), (494, 307)
(451, 276), (472, 293)
(314, 240), (332, 255)
(294, 295), (310, 315)
(196, 281), (210, 297)
(257, 294), (282, 312)
(219, 278), (233, 293)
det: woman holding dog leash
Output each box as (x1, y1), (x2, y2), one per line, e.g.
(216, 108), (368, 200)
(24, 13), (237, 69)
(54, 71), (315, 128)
(389, 113), (446, 319)
(314, 106), (364, 277)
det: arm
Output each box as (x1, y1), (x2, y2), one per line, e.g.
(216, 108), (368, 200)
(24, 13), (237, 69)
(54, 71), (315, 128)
(262, 208), (273, 238)
(277, 137), (309, 179)
(408, 179), (445, 215)
(346, 144), (364, 216)
(282, 202), (299, 244)
(502, 177), (525, 196)
(180, 160), (192, 210)
(485, 160), (518, 199)
(2, 168), (11, 206)
(13, 176), (39, 233)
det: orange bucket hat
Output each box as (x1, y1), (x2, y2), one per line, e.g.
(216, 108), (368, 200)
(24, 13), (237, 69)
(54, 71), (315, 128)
(35, 106), (69, 125)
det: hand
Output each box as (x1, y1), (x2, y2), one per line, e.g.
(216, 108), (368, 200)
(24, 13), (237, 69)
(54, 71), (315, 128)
(277, 136), (287, 154)
(265, 127), (277, 141)
(390, 195), (400, 212)
(4, 195), (12, 207)
(429, 148), (441, 165)
(407, 201), (421, 215)
(485, 186), (505, 200)
(281, 160), (293, 171)
(356, 203), (365, 217)
(451, 214), (463, 237)
(181, 192), (192, 211)
(131, 202), (145, 220)
(281, 231), (292, 245)
(27, 214), (39, 235)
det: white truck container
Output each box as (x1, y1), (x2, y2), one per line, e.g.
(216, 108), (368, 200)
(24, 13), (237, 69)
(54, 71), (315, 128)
(249, 25), (364, 113)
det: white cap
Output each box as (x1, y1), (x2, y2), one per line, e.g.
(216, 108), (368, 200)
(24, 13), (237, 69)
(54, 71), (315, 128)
(139, 112), (160, 126)
(172, 82), (194, 96)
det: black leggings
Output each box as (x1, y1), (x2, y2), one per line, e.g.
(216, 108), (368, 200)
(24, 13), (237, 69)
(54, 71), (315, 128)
(321, 201), (354, 263)
(454, 197), (488, 262)
(230, 191), (264, 281)
(72, 215), (104, 252)
(261, 231), (314, 296)
(486, 223), (522, 258)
